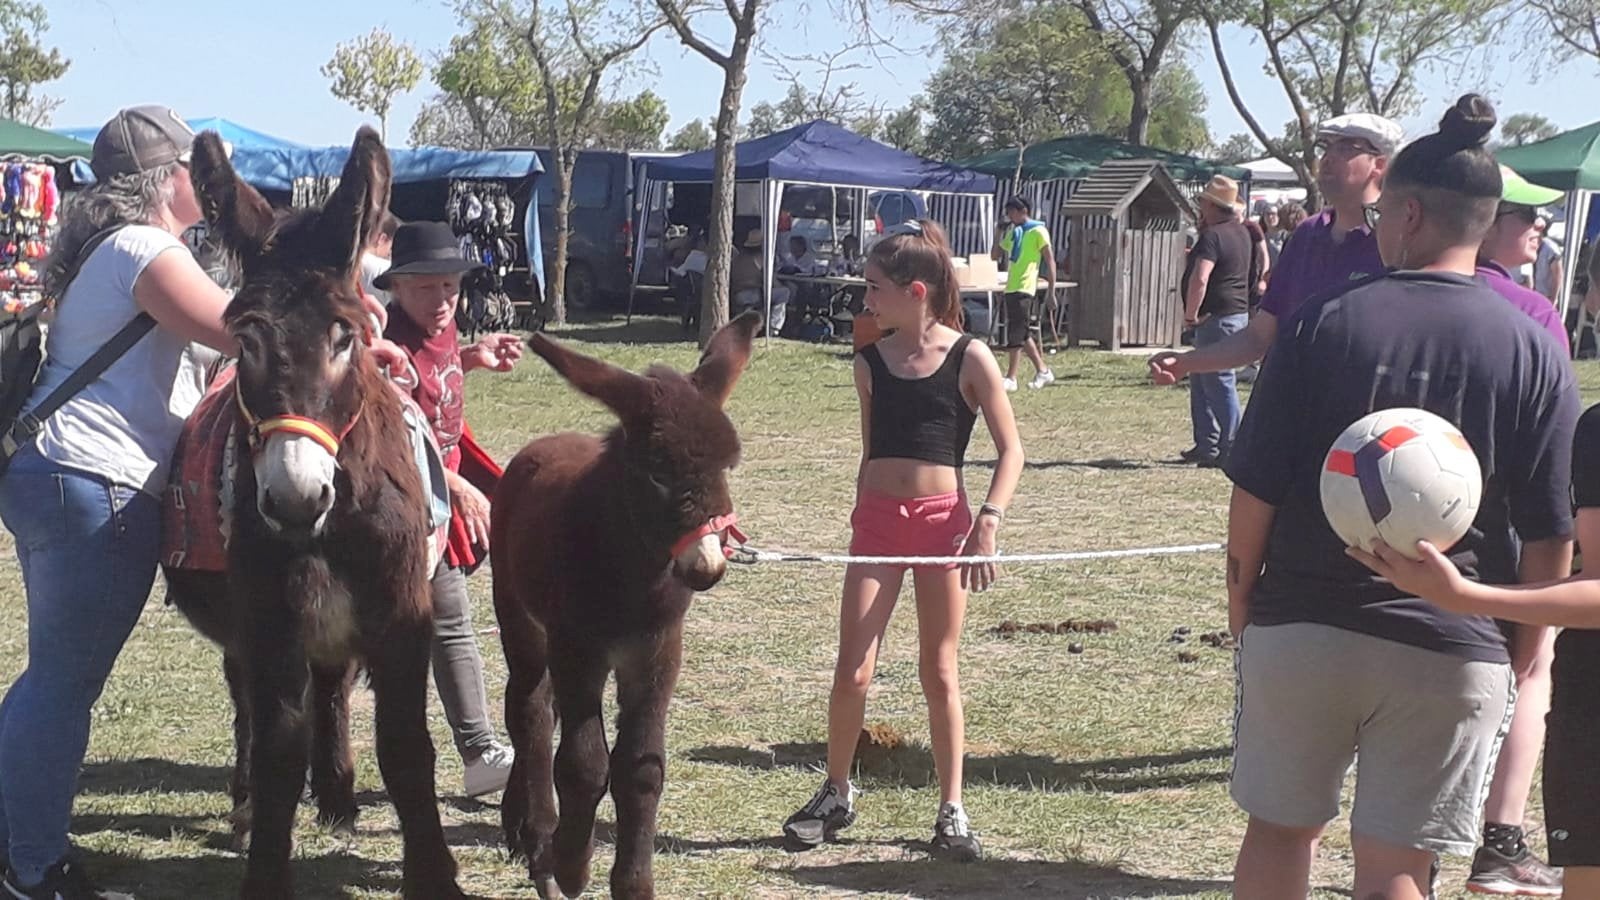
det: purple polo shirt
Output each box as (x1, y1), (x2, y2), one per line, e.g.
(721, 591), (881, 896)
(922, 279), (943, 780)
(1477, 261), (1569, 352)
(1259, 209), (1387, 319)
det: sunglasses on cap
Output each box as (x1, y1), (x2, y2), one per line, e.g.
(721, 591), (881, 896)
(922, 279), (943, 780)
(1315, 137), (1381, 158)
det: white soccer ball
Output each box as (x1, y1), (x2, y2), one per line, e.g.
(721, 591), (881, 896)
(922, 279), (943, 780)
(1319, 408), (1482, 561)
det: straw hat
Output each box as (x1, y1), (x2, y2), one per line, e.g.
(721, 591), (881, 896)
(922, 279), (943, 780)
(1198, 175), (1240, 211)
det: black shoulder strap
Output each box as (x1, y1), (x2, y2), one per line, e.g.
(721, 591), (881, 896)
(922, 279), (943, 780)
(3, 228), (156, 455)
(50, 226), (123, 305)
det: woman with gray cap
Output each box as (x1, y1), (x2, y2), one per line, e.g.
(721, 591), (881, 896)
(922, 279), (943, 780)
(0, 106), (408, 900)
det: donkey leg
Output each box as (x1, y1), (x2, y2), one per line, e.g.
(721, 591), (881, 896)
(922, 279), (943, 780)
(550, 653), (612, 899)
(608, 625), (685, 900)
(501, 621), (557, 883)
(224, 653), (254, 851)
(369, 621), (463, 900)
(308, 661), (358, 833)
(240, 639), (310, 899)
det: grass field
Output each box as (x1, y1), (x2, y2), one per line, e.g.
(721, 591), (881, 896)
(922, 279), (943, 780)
(9, 314), (1599, 899)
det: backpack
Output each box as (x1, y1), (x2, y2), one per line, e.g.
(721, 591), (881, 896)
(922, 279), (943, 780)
(0, 226), (154, 473)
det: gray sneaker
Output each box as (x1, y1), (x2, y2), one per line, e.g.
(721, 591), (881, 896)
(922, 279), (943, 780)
(463, 741), (515, 798)
(1466, 845), (1562, 896)
(782, 779), (857, 849)
(931, 802), (982, 863)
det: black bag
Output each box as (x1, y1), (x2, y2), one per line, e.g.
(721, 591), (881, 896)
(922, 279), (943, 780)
(0, 227), (155, 472)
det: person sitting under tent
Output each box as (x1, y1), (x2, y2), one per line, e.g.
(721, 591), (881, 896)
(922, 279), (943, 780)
(731, 225), (789, 333)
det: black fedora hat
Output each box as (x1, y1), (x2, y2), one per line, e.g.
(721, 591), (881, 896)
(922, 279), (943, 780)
(373, 221), (485, 290)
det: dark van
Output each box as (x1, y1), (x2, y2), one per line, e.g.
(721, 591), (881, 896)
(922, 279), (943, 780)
(524, 149), (670, 310)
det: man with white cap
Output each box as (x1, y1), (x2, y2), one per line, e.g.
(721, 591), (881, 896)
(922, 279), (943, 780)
(1150, 113), (1402, 386)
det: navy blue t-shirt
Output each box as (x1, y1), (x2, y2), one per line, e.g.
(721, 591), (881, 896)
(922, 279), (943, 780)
(1227, 271), (1578, 663)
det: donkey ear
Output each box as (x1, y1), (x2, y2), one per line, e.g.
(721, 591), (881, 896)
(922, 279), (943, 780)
(527, 333), (654, 421)
(690, 310), (761, 408)
(189, 131), (274, 260)
(319, 126), (391, 274)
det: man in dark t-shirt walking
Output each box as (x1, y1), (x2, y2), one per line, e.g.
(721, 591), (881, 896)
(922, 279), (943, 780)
(1180, 176), (1253, 466)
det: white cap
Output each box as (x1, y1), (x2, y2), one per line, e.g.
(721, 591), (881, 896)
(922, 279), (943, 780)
(1317, 113), (1405, 157)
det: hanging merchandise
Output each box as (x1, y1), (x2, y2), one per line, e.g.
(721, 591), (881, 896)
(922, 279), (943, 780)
(446, 179), (523, 338)
(292, 176), (341, 209)
(0, 161), (66, 313)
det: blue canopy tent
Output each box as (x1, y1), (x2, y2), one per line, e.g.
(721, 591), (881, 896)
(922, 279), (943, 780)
(634, 120), (997, 332)
(61, 119), (547, 294)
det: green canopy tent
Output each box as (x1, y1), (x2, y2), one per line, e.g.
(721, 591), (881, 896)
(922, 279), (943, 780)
(1497, 121), (1600, 329)
(0, 119), (92, 163)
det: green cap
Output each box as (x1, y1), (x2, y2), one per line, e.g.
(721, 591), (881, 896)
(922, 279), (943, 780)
(1500, 165), (1563, 207)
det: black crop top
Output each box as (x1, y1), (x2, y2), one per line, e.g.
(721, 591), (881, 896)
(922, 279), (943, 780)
(861, 335), (978, 467)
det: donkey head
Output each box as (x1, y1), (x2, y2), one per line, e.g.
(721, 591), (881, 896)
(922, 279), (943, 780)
(528, 311), (762, 590)
(190, 127), (392, 537)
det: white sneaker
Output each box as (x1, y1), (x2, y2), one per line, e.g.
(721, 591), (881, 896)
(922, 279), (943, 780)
(1029, 370), (1056, 389)
(1002, 377), (1018, 392)
(463, 741), (515, 798)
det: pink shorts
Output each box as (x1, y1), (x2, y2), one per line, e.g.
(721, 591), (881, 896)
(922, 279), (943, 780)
(849, 490), (973, 570)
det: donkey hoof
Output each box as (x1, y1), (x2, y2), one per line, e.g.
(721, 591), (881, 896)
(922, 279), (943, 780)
(535, 874), (564, 900)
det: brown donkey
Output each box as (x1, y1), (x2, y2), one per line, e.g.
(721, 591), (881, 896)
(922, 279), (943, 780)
(161, 128), (461, 899)
(492, 311), (760, 899)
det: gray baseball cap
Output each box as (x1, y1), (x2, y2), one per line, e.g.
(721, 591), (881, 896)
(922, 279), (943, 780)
(91, 105), (200, 179)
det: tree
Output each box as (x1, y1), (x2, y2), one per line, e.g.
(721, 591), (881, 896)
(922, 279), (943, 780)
(467, 0), (665, 325)
(1212, 132), (1262, 165)
(1203, 0), (1501, 208)
(1071, 0), (1200, 144)
(666, 118), (714, 151)
(320, 27), (424, 142)
(919, 4), (1209, 159)
(655, 0), (765, 346)
(1529, 0), (1600, 61)
(591, 89), (670, 149)
(0, 1), (68, 126)
(883, 103), (927, 154)
(1499, 112), (1562, 148)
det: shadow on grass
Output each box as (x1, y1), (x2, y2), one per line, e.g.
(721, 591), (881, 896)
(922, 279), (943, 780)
(968, 457), (1159, 472)
(780, 856), (1232, 898)
(687, 744), (1230, 794)
(547, 314), (696, 347)
(74, 845), (405, 900)
(79, 758), (233, 795)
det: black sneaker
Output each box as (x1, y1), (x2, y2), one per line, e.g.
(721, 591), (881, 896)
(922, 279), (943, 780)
(782, 779), (857, 850)
(1178, 446), (1207, 463)
(1466, 845), (1562, 896)
(2, 858), (133, 900)
(931, 802), (981, 863)
(1196, 453), (1229, 469)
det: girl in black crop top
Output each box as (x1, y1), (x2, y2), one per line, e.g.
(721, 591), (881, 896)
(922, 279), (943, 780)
(781, 220), (1023, 862)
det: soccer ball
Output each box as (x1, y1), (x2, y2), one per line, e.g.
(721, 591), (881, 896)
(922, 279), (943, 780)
(1319, 408), (1482, 560)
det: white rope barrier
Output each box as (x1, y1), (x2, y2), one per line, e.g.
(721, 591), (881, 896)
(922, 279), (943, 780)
(729, 541), (1225, 567)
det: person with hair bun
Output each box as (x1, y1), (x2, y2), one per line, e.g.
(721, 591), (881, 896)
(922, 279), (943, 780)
(1227, 95), (1579, 899)
(781, 219), (1023, 863)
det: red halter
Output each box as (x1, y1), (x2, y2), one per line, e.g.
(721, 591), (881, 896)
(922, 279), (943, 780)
(670, 513), (746, 561)
(234, 379), (363, 459)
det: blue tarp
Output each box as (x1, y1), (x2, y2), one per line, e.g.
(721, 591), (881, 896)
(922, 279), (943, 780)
(644, 120), (996, 194)
(58, 117), (307, 151)
(224, 145), (543, 192)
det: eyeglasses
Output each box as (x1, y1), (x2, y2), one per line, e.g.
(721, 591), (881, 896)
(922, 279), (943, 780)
(1362, 203), (1382, 230)
(1316, 138), (1381, 160)
(882, 221), (924, 238)
(1496, 205), (1545, 226)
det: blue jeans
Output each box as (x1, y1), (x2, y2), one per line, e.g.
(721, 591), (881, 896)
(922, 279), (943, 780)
(1189, 313), (1249, 458)
(0, 449), (159, 885)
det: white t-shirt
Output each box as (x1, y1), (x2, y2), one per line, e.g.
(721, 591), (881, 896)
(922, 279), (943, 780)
(359, 251), (390, 306)
(30, 225), (221, 495)
(1534, 238), (1562, 300)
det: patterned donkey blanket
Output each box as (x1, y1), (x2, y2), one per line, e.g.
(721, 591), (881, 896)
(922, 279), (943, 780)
(161, 365), (451, 573)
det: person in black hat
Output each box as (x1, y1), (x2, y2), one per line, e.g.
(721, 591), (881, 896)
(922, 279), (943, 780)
(379, 220), (524, 797)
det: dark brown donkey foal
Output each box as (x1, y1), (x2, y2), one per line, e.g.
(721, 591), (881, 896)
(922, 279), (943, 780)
(493, 311), (760, 900)
(161, 128), (461, 899)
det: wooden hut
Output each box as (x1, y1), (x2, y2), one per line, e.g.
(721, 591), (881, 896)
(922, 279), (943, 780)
(1063, 160), (1194, 350)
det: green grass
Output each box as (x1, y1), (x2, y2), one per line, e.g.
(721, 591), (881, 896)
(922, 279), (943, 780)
(10, 314), (1600, 899)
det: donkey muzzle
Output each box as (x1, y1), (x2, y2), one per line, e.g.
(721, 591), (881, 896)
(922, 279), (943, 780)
(255, 432), (337, 535)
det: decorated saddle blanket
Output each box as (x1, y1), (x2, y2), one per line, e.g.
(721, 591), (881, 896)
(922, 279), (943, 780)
(161, 364), (452, 573)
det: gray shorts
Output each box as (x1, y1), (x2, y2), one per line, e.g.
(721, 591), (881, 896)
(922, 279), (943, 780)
(1231, 622), (1514, 856)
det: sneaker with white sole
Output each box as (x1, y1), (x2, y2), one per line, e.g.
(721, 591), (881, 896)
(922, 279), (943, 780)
(2, 858), (132, 900)
(931, 802), (982, 862)
(1466, 845), (1562, 896)
(463, 741), (515, 798)
(1028, 370), (1055, 389)
(782, 779), (857, 849)
(1002, 377), (1018, 392)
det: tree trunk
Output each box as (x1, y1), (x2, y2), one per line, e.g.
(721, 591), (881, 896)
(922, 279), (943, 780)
(547, 149), (576, 327)
(699, 17), (758, 347)
(1126, 79), (1151, 146)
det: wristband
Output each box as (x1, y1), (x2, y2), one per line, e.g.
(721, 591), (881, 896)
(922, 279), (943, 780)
(979, 503), (1004, 522)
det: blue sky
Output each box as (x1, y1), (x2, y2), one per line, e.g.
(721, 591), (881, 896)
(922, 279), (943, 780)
(44, 0), (1600, 152)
